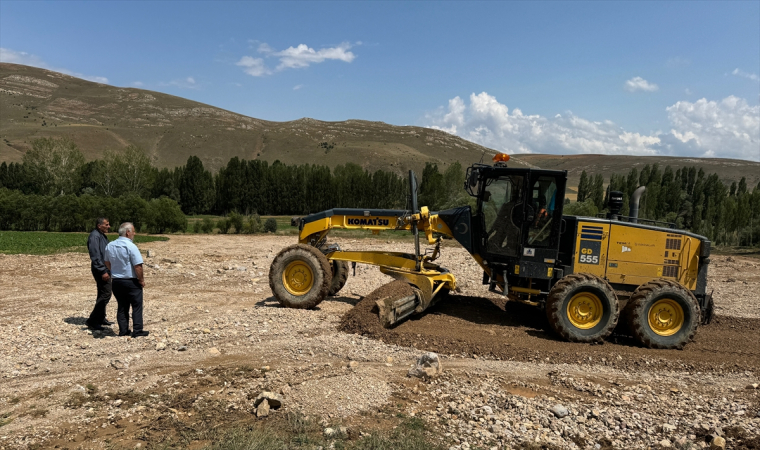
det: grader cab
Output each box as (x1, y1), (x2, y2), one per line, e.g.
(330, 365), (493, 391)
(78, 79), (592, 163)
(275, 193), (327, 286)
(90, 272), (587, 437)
(269, 154), (714, 349)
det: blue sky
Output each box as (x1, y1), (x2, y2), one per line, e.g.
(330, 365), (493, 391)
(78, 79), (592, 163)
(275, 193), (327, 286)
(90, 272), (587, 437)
(1, 1), (759, 160)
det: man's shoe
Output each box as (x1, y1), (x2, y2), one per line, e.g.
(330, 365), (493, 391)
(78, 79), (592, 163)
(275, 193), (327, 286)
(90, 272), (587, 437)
(85, 320), (103, 331)
(131, 330), (149, 338)
(102, 319), (114, 326)
(118, 329), (132, 337)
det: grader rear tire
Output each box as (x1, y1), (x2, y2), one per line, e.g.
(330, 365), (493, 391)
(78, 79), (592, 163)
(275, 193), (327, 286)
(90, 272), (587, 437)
(546, 273), (619, 343)
(328, 260), (350, 296)
(269, 244), (332, 309)
(625, 279), (699, 349)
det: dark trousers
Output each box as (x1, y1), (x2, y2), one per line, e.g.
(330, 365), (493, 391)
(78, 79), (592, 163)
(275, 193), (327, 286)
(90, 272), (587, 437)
(112, 278), (144, 335)
(87, 268), (112, 325)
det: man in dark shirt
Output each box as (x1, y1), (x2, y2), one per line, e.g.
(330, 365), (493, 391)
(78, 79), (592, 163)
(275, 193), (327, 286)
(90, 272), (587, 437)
(86, 217), (113, 330)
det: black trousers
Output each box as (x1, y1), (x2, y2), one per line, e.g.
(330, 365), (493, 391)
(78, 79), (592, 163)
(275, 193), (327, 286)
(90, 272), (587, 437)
(87, 268), (112, 325)
(112, 278), (144, 335)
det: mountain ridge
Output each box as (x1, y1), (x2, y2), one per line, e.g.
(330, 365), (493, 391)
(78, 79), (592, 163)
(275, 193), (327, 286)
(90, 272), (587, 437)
(1, 62), (758, 189)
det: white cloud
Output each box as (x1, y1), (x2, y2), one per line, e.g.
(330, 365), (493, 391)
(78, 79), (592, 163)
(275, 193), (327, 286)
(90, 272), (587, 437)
(685, 88), (692, 95)
(0, 47), (45, 66)
(664, 96), (760, 160)
(236, 56), (271, 77)
(275, 42), (355, 70)
(236, 42), (355, 77)
(161, 77), (199, 89)
(293, 84), (304, 90)
(732, 68), (760, 82)
(427, 92), (661, 156)
(624, 76), (659, 92)
(131, 81), (144, 87)
(425, 92), (760, 161)
(0, 47), (109, 84)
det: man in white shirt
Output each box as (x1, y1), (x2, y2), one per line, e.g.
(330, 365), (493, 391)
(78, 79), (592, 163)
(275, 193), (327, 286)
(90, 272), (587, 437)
(104, 222), (149, 338)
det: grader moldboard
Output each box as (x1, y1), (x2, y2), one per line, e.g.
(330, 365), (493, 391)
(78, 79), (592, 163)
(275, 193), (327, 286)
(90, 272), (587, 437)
(269, 153), (714, 349)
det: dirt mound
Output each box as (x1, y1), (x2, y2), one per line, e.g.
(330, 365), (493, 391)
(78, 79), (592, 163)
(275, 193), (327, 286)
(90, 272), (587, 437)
(339, 280), (414, 338)
(340, 291), (760, 374)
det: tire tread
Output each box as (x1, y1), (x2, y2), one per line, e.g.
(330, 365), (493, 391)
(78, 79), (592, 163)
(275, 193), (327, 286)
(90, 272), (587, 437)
(268, 244), (332, 309)
(625, 279), (699, 349)
(546, 273), (619, 343)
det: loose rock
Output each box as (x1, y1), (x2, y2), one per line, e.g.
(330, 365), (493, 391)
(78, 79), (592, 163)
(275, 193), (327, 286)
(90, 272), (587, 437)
(408, 352), (442, 378)
(110, 359), (128, 370)
(256, 399), (270, 417)
(550, 404), (568, 418)
(254, 391), (283, 409)
(710, 436), (726, 449)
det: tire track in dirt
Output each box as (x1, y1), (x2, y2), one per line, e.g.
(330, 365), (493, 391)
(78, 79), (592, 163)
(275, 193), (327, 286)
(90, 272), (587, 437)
(340, 283), (760, 374)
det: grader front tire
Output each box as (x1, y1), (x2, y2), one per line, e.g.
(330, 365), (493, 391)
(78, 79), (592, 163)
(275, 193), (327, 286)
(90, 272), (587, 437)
(546, 273), (619, 343)
(328, 260), (350, 296)
(269, 244), (332, 309)
(625, 279), (700, 349)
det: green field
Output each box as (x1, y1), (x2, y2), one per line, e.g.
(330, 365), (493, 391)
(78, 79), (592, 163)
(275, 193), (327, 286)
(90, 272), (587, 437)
(0, 231), (169, 255)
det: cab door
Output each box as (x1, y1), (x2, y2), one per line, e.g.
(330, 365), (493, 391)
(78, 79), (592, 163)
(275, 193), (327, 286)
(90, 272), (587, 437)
(517, 172), (566, 279)
(479, 173), (526, 260)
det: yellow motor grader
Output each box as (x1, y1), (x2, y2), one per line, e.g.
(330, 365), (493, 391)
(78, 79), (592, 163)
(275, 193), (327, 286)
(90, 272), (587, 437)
(269, 154), (714, 349)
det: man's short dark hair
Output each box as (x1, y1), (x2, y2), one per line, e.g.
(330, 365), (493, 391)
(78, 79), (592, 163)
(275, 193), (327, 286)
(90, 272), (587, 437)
(96, 217), (109, 226)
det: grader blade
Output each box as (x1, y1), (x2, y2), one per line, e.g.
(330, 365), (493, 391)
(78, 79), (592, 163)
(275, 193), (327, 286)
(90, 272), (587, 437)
(376, 293), (419, 328)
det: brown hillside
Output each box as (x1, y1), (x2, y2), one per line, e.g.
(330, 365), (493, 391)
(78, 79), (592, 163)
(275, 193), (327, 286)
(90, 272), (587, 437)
(0, 63), (494, 174)
(1, 63), (758, 189)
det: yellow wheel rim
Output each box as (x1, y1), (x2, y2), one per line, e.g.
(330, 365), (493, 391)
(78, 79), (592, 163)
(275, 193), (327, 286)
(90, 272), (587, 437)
(567, 292), (603, 329)
(648, 299), (684, 336)
(282, 260), (314, 296)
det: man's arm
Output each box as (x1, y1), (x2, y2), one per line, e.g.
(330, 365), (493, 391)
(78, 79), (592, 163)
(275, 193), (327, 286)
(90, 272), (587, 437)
(134, 264), (145, 288)
(102, 245), (111, 281)
(88, 233), (108, 275)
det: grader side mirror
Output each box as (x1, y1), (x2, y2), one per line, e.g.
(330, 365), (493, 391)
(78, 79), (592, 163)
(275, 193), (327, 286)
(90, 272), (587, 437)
(465, 168), (480, 197)
(468, 170), (478, 188)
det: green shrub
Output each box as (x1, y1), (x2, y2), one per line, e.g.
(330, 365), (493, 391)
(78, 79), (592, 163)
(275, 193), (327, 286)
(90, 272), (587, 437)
(121, 195), (150, 232)
(201, 217), (215, 233)
(146, 197), (187, 233)
(216, 218), (231, 234)
(228, 211), (244, 234)
(242, 214), (262, 234)
(563, 199), (599, 218)
(193, 220), (203, 233)
(263, 218), (277, 233)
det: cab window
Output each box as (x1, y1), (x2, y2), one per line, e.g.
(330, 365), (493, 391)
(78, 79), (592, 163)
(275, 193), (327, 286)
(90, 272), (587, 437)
(481, 175), (524, 257)
(527, 176), (559, 247)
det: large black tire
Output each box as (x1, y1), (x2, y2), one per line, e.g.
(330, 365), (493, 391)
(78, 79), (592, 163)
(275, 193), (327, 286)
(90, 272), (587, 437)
(269, 244), (332, 309)
(625, 279), (699, 349)
(546, 273), (619, 343)
(328, 260), (350, 296)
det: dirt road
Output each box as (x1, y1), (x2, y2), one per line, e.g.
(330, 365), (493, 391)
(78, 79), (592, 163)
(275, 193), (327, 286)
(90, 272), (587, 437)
(0, 234), (758, 449)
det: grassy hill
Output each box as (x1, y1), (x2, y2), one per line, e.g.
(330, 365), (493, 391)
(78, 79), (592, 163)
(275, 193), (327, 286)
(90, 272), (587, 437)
(2, 62), (758, 189)
(0, 63), (494, 175)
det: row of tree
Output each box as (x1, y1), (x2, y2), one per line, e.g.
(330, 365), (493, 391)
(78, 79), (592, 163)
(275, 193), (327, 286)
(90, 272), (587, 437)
(0, 189), (187, 233)
(2, 137), (758, 246)
(570, 164), (760, 246)
(0, 138), (418, 216)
